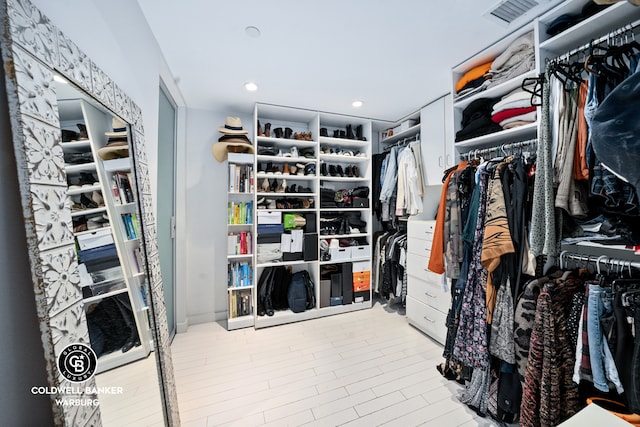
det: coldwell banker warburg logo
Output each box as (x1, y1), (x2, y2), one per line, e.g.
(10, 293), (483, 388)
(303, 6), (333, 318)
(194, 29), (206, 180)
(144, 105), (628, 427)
(57, 343), (97, 383)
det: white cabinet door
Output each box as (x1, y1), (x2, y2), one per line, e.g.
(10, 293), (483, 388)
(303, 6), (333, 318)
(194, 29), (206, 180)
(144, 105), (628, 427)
(421, 97), (446, 186)
(443, 93), (455, 170)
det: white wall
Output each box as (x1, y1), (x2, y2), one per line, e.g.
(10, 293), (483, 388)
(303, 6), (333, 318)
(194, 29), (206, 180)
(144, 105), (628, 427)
(184, 108), (254, 324)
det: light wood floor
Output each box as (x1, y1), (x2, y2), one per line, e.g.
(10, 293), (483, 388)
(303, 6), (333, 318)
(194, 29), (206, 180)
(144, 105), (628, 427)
(171, 299), (499, 427)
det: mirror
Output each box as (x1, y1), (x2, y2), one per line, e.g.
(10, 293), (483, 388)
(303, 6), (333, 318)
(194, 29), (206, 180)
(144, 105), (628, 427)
(56, 75), (164, 425)
(0, 0), (179, 425)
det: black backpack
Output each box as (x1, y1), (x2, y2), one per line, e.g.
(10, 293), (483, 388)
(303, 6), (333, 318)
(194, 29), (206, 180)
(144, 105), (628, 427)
(288, 270), (316, 313)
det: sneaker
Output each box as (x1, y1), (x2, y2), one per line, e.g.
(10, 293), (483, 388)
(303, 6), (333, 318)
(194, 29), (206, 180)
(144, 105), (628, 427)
(304, 163), (316, 176)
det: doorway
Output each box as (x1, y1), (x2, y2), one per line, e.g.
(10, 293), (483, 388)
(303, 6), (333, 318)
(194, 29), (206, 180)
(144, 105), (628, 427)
(157, 83), (177, 338)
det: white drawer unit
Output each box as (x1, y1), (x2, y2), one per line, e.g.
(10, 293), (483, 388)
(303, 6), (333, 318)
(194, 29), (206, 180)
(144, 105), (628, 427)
(406, 296), (447, 345)
(406, 219), (449, 345)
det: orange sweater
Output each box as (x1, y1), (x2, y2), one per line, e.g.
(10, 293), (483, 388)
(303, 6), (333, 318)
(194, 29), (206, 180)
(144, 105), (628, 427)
(428, 161), (468, 274)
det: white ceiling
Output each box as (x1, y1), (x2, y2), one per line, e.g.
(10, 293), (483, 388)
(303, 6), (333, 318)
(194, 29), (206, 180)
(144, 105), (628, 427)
(136, 0), (531, 122)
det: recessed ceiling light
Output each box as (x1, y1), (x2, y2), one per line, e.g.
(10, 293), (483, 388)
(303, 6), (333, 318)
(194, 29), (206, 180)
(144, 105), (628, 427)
(53, 75), (68, 84)
(352, 100), (363, 108)
(244, 82), (258, 92)
(245, 26), (261, 38)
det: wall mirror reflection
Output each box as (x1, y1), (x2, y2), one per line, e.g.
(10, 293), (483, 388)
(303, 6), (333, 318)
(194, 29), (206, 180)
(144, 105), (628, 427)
(56, 74), (164, 425)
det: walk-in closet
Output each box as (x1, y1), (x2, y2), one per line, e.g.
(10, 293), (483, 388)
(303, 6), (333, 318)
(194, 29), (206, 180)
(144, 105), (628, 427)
(4, 0), (640, 426)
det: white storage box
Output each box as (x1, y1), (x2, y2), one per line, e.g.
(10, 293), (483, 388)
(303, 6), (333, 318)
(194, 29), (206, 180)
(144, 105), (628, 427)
(329, 247), (351, 262)
(76, 229), (114, 250)
(352, 260), (371, 273)
(350, 245), (370, 260)
(257, 211), (281, 225)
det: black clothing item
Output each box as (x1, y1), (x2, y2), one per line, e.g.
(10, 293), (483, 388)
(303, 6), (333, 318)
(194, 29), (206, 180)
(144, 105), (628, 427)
(372, 153), (385, 221)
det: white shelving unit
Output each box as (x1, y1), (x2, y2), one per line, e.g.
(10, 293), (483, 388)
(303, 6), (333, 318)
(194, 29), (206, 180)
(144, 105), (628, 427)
(251, 104), (374, 329)
(59, 98), (153, 374)
(225, 152), (255, 330)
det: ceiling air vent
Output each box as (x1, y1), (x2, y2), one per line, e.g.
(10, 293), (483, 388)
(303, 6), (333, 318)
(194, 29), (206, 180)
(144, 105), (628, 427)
(484, 0), (557, 26)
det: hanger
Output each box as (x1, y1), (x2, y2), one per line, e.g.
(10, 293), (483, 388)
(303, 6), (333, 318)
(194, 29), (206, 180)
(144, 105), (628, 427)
(521, 75), (543, 106)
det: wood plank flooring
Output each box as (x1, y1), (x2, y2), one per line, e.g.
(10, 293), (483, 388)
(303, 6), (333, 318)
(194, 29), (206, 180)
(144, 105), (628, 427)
(171, 300), (499, 427)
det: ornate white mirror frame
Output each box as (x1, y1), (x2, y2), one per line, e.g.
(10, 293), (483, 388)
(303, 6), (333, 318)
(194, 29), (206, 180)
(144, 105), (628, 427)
(0, 0), (179, 425)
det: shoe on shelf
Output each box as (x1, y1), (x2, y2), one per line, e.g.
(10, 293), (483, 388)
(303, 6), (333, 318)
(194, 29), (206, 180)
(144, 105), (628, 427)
(346, 165), (353, 177)
(80, 193), (98, 209)
(266, 199), (276, 209)
(273, 127), (284, 139)
(329, 165), (337, 177)
(257, 120), (264, 137)
(273, 165), (281, 175)
(333, 130), (340, 138)
(346, 124), (355, 140)
(296, 163), (306, 176)
(276, 179), (286, 193)
(289, 164), (298, 175)
(284, 146), (298, 158)
(284, 127), (293, 139)
(282, 163), (290, 175)
(92, 191), (104, 206)
(261, 178), (270, 192)
(320, 128), (328, 137)
(336, 165), (344, 177)
(304, 163), (316, 176)
(270, 179), (278, 192)
(320, 162), (328, 176)
(264, 122), (271, 137)
(352, 165), (360, 177)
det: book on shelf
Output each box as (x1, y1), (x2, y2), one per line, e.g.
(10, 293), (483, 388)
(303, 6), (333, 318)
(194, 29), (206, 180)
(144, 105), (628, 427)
(228, 163), (254, 193)
(111, 171), (135, 204)
(227, 261), (253, 288)
(227, 201), (253, 225)
(120, 213), (139, 240)
(229, 289), (252, 318)
(227, 231), (252, 255)
(131, 246), (143, 273)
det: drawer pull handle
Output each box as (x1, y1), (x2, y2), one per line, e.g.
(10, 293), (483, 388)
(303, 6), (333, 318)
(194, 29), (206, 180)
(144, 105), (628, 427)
(423, 316), (436, 323)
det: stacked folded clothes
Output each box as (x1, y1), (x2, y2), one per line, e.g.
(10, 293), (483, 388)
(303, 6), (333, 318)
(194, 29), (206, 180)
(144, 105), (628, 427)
(454, 30), (535, 100)
(486, 31), (535, 90)
(455, 97), (502, 142)
(490, 88), (537, 130)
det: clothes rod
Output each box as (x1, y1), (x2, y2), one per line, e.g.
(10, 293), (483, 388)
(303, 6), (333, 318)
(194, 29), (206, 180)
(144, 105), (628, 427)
(559, 250), (640, 272)
(460, 138), (537, 160)
(550, 18), (640, 64)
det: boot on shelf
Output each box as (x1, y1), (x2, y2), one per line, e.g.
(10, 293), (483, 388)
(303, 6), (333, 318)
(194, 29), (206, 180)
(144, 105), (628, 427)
(264, 122), (271, 137)
(257, 120), (264, 136)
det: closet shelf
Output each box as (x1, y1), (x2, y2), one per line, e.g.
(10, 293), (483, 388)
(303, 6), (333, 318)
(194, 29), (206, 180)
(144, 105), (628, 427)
(227, 223), (253, 227)
(65, 162), (97, 173)
(539, 2), (640, 55)
(256, 260), (313, 268)
(74, 225), (112, 237)
(83, 287), (129, 304)
(255, 173), (316, 181)
(453, 69), (538, 110)
(228, 191), (253, 196)
(454, 122), (538, 150)
(256, 137), (316, 148)
(227, 254), (253, 260)
(319, 154), (369, 162)
(319, 257), (369, 265)
(61, 140), (92, 150)
(319, 233), (368, 239)
(379, 124), (421, 145)
(71, 206), (107, 218)
(319, 207), (370, 212)
(256, 155), (315, 163)
(256, 192), (316, 197)
(227, 315), (254, 330)
(317, 137), (369, 147)
(319, 176), (369, 182)
(227, 285), (254, 291)
(68, 184), (101, 195)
